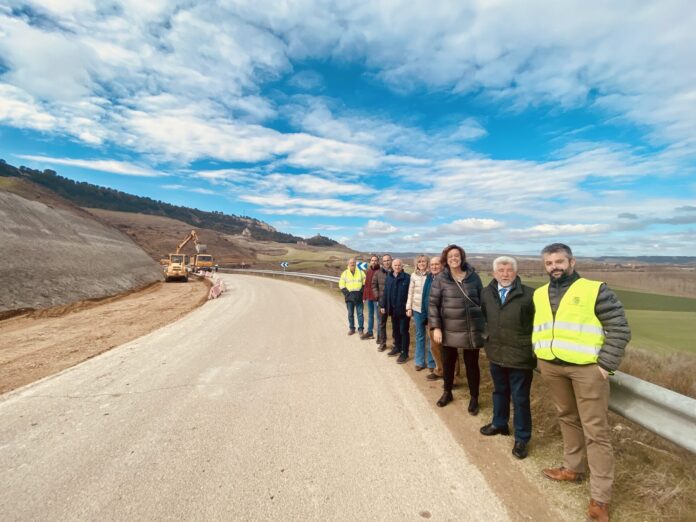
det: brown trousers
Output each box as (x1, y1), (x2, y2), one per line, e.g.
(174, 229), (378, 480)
(538, 360), (614, 503)
(428, 329), (460, 377)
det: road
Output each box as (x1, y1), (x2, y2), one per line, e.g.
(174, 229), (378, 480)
(1, 274), (512, 521)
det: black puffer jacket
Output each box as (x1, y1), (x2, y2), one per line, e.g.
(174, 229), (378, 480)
(481, 276), (535, 369)
(547, 271), (631, 372)
(428, 264), (484, 349)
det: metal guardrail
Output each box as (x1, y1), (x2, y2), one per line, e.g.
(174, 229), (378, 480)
(224, 268), (696, 454)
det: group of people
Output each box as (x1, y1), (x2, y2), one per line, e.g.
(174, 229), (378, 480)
(338, 243), (631, 522)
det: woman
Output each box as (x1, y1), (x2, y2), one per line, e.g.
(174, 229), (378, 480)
(428, 244), (485, 414)
(406, 255), (435, 372)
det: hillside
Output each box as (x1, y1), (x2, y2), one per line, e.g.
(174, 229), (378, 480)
(0, 181), (163, 314)
(0, 159), (339, 246)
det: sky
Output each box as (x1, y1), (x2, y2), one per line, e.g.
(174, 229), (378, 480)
(1, 1), (696, 256)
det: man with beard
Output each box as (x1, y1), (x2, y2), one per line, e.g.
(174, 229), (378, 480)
(533, 243), (630, 522)
(361, 255), (381, 341)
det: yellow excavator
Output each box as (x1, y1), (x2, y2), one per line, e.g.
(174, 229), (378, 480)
(164, 230), (214, 282)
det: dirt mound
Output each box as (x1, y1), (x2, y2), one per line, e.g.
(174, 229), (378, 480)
(85, 208), (258, 265)
(0, 189), (163, 313)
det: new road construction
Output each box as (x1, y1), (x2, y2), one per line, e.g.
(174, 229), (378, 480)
(1, 275), (562, 521)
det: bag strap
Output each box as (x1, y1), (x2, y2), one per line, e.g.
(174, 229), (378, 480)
(453, 277), (478, 307)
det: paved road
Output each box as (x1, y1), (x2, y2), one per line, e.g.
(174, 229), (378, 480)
(1, 275), (510, 521)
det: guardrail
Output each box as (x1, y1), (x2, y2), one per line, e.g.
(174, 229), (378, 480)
(223, 268), (696, 454)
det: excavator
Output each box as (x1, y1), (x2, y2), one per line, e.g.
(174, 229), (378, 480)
(164, 230), (214, 282)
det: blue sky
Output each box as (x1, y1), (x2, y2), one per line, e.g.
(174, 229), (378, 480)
(1, 1), (695, 256)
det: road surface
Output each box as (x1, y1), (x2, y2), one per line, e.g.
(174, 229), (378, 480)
(1, 274), (514, 521)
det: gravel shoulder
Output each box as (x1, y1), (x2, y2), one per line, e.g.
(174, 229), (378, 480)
(0, 280), (209, 394)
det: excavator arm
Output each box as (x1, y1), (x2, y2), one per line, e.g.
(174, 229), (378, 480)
(175, 230), (199, 254)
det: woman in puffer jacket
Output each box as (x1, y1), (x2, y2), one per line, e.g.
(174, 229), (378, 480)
(406, 255), (435, 372)
(428, 244), (485, 414)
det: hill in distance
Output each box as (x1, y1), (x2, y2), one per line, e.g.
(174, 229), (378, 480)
(0, 159), (339, 248)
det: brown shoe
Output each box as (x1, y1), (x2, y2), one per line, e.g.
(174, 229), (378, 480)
(542, 467), (585, 483)
(587, 499), (610, 522)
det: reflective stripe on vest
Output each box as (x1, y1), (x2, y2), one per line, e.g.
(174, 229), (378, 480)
(532, 278), (604, 364)
(339, 268), (366, 292)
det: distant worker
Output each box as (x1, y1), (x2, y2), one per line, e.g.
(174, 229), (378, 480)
(406, 255), (435, 372)
(381, 258), (411, 364)
(339, 258), (366, 336)
(424, 256), (461, 382)
(428, 244), (484, 414)
(534, 243), (630, 522)
(361, 255), (381, 341)
(372, 254), (393, 351)
(480, 256), (535, 460)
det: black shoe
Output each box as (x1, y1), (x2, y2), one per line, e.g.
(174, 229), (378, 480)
(397, 354), (408, 364)
(360, 332), (374, 340)
(512, 441), (528, 459)
(436, 391), (453, 407)
(426, 372), (442, 381)
(468, 396), (479, 416)
(387, 348), (400, 357)
(479, 423), (510, 436)
(378, 343), (387, 352)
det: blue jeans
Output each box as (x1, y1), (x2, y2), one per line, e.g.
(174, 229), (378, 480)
(346, 301), (364, 331)
(413, 310), (435, 368)
(489, 362), (533, 443)
(366, 300), (379, 335)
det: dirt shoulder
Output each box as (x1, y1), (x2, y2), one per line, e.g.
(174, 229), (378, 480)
(0, 280), (209, 395)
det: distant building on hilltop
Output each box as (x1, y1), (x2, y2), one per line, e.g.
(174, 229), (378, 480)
(242, 227), (252, 238)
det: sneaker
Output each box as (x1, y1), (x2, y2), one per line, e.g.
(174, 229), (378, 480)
(397, 354), (408, 364)
(479, 423), (510, 436)
(512, 441), (528, 460)
(387, 348), (400, 357)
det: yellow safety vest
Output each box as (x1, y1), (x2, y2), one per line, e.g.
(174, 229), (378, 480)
(532, 278), (605, 364)
(339, 268), (366, 292)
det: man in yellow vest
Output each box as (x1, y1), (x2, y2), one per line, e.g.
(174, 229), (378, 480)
(339, 258), (367, 336)
(533, 243), (630, 522)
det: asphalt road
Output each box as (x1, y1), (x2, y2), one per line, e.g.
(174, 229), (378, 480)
(0, 274), (511, 521)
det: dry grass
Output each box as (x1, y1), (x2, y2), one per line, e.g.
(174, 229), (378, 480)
(619, 348), (696, 398)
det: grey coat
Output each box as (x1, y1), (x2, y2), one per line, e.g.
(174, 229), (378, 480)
(428, 264), (485, 349)
(547, 271), (631, 372)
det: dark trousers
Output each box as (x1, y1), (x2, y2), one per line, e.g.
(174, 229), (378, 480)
(391, 315), (410, 355)
(442, 347), (480, 397)
(378, 311), (388, 345)
(489, 362), (533, 443)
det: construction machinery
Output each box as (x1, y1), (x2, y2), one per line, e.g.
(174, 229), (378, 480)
(164, 230), (215, 281)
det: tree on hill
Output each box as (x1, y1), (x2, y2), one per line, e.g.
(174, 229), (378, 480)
(0, 160), (335, 245)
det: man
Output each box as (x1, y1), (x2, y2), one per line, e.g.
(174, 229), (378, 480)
(339, 258), (366, 336)
(381, 258), (411, 364)
(361, 255), (380, 340)
(534, 243), (630, 522)
(479, 256), (535, 460)
(371, 254), (393, 351)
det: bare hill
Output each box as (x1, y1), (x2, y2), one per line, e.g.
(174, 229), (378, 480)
(0, 183), (163, 314)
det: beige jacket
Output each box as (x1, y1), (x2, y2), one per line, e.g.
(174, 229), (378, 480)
(406, 271), (428, 313)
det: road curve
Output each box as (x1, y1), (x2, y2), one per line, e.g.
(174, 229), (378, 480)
(1, 274), (511, 521)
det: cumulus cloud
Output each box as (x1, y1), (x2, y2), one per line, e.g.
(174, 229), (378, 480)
(362, 220), (399, 236)
(437, 218), (505, 234)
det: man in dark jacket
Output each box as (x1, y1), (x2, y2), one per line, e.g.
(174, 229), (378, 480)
(534, 243), (630, 522)
(480, 256), (535, 460)
(361, 255), (380, 340)
(372, 254), (392, 351)
(380, 258), (411, 364)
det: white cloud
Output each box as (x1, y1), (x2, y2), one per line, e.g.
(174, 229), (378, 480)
(526, 223), (610, 236)
(16, 154), (162, 176)
(362, 220), (398, 236)
(437, 218), (505, 234)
